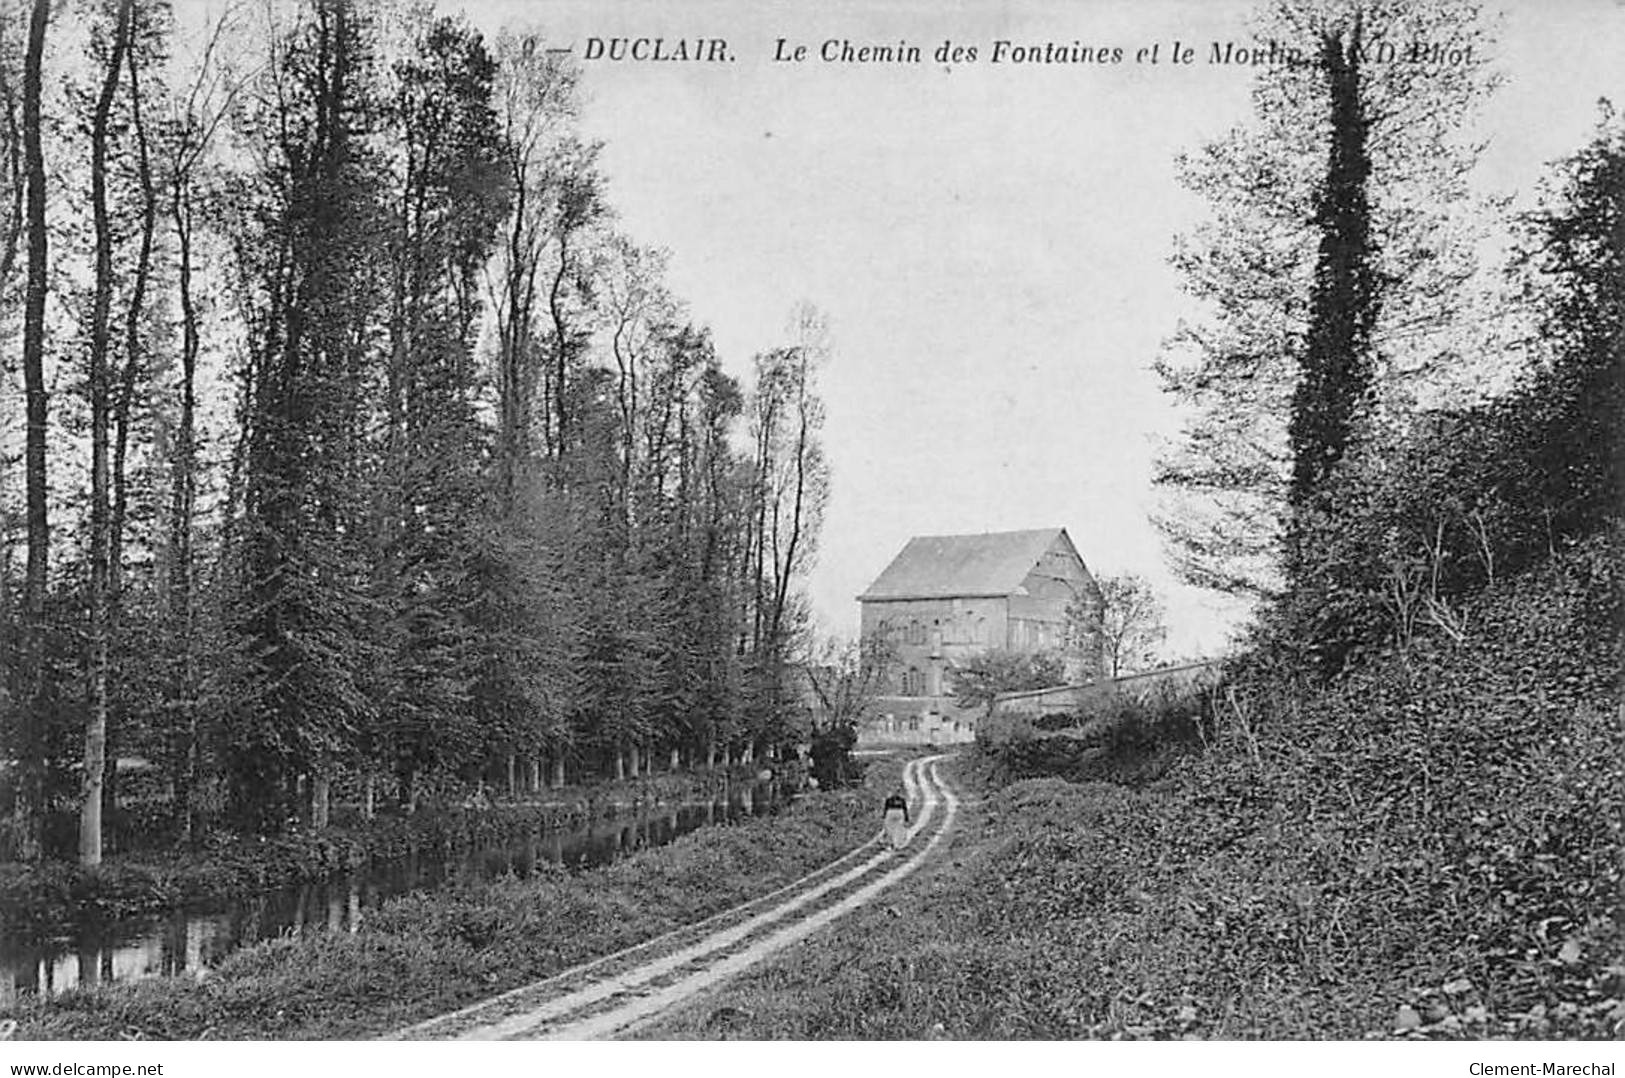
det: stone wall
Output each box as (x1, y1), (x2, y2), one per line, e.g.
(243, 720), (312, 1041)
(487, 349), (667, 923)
(992, 661), (1220, 721)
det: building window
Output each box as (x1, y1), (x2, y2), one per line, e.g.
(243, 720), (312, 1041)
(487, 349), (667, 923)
(907, 620), (925, 645)
(903, 667), (923, 696)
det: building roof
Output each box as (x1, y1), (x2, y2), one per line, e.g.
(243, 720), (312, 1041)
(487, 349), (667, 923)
(858, 528), (1075, 602)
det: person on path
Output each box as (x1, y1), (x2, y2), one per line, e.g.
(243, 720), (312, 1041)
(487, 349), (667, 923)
(883, 791), (910, 850)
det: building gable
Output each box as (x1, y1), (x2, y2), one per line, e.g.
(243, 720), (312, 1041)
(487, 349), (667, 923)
(1017, 530), (1094, 603)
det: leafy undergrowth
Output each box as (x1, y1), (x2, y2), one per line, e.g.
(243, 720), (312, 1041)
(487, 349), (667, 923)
(3, 758), (896, 1040)
(978, 681), (1209, 789)
(0, 767), (766, 941)
(644, 534), (1623, 1040)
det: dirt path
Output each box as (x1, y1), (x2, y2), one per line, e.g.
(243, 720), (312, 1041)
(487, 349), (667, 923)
(392, 752), (961, 1041)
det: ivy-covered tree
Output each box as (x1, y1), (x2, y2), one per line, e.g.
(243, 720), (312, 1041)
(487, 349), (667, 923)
(1241, 104), (1623, 667)
(225, 0), (389, 833)
(1155, 0), (1498, 599)
(372, 10), (511, 811)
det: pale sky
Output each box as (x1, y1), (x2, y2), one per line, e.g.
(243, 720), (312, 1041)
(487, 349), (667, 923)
(464, 0), (1622, 656)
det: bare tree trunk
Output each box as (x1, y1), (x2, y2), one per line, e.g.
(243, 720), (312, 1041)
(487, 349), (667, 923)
(105, 0), (156, 844)
(164, 13), (231, 840)
(80, 0), (134, 868)
(0, 46), (23, 292)
(311, 769), (330, 830)
(14, 0), (51, 866)
(548, 234), (571, 453)
(0, 43), (21, 749)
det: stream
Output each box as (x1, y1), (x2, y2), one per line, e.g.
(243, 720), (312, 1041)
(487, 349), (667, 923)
(1, 781), (785, 1002)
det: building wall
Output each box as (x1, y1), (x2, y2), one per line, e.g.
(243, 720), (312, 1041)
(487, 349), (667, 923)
(859, 696), (980, 745)
(859, 595), (1010, 695)
(855, 597), (1006, 745)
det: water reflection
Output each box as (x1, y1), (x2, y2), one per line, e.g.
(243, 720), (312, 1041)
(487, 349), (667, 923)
(1, 782), (782, 1002)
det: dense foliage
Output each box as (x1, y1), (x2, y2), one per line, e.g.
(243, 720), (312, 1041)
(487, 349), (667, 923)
(977, 681), (1207, 788)
(0, 0), (833, 860)
(949, 649), (1067, 714)
(1269, 104), (1623, 670)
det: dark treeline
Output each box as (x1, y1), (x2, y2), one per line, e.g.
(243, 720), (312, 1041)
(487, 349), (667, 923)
(0, 0), (830, 863)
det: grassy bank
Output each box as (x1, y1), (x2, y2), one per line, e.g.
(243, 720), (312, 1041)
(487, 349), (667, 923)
(0, 767), (777, 941)
(644, 535), (1622, 1040)
(3, 756), (892, 1040)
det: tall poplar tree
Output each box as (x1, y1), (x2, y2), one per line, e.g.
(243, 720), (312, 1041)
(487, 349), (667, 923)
(81, 0), (138, 866)
(12, 0), (50, 862)
(375, 11), (510, 804)
(227, 0), (387, 832)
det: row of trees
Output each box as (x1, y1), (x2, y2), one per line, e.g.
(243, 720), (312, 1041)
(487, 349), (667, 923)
(1156, 0), (1621, 667)
(0, 0), (831, 862)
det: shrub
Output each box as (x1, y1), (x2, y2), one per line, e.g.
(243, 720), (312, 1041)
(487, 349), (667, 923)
(809, 720), (860, 788)
(977, 680), (1213, 788)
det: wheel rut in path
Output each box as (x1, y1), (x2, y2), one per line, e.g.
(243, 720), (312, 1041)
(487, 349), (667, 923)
(392, 752), (961, 1041)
